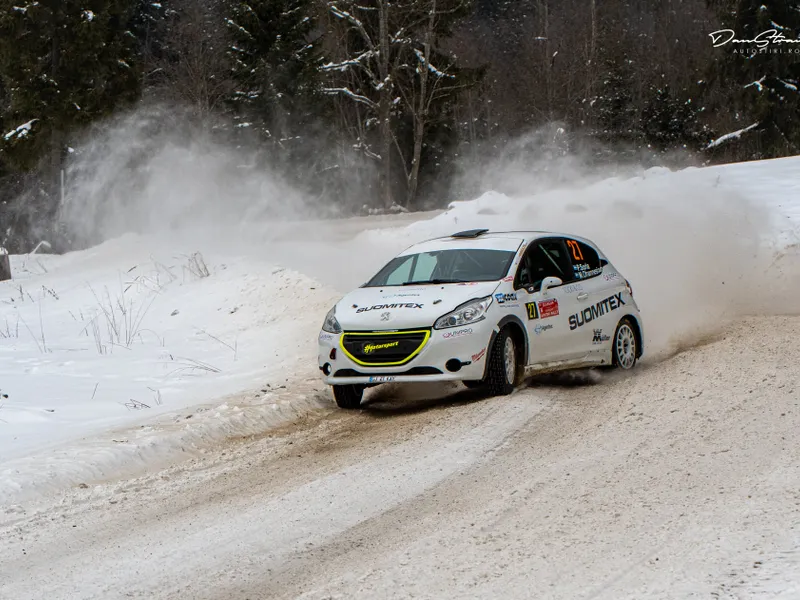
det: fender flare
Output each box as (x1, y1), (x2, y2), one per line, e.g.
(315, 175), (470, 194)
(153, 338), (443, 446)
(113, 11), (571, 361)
(481, 315), (530, 380)
(621, 312), (645, 358)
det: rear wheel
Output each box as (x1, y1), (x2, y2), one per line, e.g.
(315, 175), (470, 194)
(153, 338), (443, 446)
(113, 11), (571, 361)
(332, 384), (364, 409)
(487, 328), (519, 396)
(612, 318), (638, 370)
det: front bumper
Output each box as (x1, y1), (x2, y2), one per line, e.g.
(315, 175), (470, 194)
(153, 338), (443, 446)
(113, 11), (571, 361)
(318, 320), (495, 385)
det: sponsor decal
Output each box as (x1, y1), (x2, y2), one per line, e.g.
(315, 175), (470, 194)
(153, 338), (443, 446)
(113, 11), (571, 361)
(380, 312), (391, 322)
(357, 303), (423, 313)
(319, 333), (335, 342)
(457, 282), (481, 286)
(575, 267), (603, 280)
(525, 302), (540, 320)
(471, 348), (487, 362)
(563, 283), (584, 294)
(592, 329), (611, 344)
(382, 292), (421, 298)
(569, 293), (626, 330)
(442, 327), (473, 340)
(604, 272), (620, 281)
(538, 298), (560, 319)
(534, 324), (553, 335)
(573, 263), (591, 272)
(495, 293), (518, 304)
(363, 341), (400, 354)
(502, 275), (514, 282)
(369, 376), (396, 383)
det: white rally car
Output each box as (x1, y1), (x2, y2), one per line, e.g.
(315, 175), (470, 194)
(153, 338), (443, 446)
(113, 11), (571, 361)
(318, 229), (643, 409)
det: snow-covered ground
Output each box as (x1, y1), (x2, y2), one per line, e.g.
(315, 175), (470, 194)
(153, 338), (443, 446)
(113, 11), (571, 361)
(1, 156), (799, 504)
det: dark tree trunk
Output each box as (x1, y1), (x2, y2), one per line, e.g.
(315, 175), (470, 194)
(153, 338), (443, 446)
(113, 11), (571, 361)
(0, 252), (10, 282)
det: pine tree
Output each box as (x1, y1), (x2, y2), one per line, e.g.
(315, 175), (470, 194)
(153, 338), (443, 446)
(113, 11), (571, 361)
(0, 0), (141, 174)
(129, 0), (172, 93)
(641, 84), (712, 155)
(225, 0), (319, 143)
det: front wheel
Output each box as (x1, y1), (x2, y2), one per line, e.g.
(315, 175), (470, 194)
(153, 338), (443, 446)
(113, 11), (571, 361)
(332, 384), (364, 409)
(612, 318), (638, 370)
(487, 328), (520, 396)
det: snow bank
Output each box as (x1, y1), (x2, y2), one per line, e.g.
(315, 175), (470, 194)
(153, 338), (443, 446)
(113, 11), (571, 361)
(0, 236), (339, 502)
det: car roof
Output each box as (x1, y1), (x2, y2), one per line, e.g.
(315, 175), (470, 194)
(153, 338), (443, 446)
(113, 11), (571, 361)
(398, 230), (605, 256)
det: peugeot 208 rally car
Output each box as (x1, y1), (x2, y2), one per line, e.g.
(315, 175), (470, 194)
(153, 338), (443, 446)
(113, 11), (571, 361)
(318, 229), (644, 409)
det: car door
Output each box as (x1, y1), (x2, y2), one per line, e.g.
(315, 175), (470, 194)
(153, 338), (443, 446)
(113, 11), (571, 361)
(513, 238), (583, 363)
(561, 237), (623, 357)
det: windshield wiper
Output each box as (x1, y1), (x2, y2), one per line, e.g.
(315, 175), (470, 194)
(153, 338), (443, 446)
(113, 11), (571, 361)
(402, 279), (466, 286)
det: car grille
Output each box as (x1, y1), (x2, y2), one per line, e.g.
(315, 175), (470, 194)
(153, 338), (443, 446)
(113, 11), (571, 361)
(341, 330), (430, 366)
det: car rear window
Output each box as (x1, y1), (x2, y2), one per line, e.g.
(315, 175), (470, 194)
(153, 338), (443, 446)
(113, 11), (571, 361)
(364, 249), (517, 287)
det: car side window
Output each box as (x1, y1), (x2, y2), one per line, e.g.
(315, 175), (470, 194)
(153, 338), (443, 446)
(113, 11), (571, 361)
(564, 239), (603, 280)
(516, 239), (575, 291)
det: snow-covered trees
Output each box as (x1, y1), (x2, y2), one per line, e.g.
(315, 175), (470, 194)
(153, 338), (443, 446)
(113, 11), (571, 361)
(0, 1), (140, 173)
(0, 0), (799, 247)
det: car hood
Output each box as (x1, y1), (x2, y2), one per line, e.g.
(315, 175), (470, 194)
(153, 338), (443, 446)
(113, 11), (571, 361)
(335, 281), (503, 331)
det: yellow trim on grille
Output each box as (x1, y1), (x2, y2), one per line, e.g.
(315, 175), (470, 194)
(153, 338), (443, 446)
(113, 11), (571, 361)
(340, 330), (431, 367)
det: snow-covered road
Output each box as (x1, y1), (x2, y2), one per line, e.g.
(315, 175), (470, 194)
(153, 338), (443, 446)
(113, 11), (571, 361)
(1, 315), (799, 599)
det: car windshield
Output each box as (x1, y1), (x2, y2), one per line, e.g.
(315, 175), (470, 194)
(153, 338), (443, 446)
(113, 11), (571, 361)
(364, 248), (516, 287)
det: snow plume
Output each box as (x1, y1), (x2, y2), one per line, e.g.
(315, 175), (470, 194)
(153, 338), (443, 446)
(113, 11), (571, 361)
(59, 105), (343, 246)
(372, 125), (794, 360)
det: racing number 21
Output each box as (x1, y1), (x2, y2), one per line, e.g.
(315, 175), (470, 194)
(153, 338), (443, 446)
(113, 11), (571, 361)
(566, 240), (584, 261)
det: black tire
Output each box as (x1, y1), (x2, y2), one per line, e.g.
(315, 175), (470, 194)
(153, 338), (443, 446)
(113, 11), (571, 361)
(487, 328), (519, 396)
(332, 384), (364, 409)
(612, 317), (638, 371)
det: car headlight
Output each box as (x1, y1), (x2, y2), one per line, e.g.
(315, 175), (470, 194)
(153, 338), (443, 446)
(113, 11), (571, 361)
(322, 305), (342, 334)
(434, 296), (493, 330)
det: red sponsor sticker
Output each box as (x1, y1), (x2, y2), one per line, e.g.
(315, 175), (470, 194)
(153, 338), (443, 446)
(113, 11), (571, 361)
(538, 298), (559, 318)
(471, 348), (486, 362)
(502, 275), (514, 282)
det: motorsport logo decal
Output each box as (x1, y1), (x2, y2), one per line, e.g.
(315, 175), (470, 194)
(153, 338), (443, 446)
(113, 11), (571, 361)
(525, 302), (540, 320)
(534, 324), (553, 335)
(538, 299), (560, 319)
(569, 293), (626, 330)
(495, 293), (518, 304)
(363, 341), (400, 354)
(471, 348), (487, 362)
(357, 303), (423, 313)
(592, 329), (611, 344)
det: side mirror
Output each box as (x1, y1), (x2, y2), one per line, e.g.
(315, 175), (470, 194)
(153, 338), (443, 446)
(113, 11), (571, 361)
(540, 276), (563, 295)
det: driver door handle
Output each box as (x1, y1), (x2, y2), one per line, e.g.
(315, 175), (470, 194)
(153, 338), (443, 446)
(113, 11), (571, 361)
(577, 293), (589, 301)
